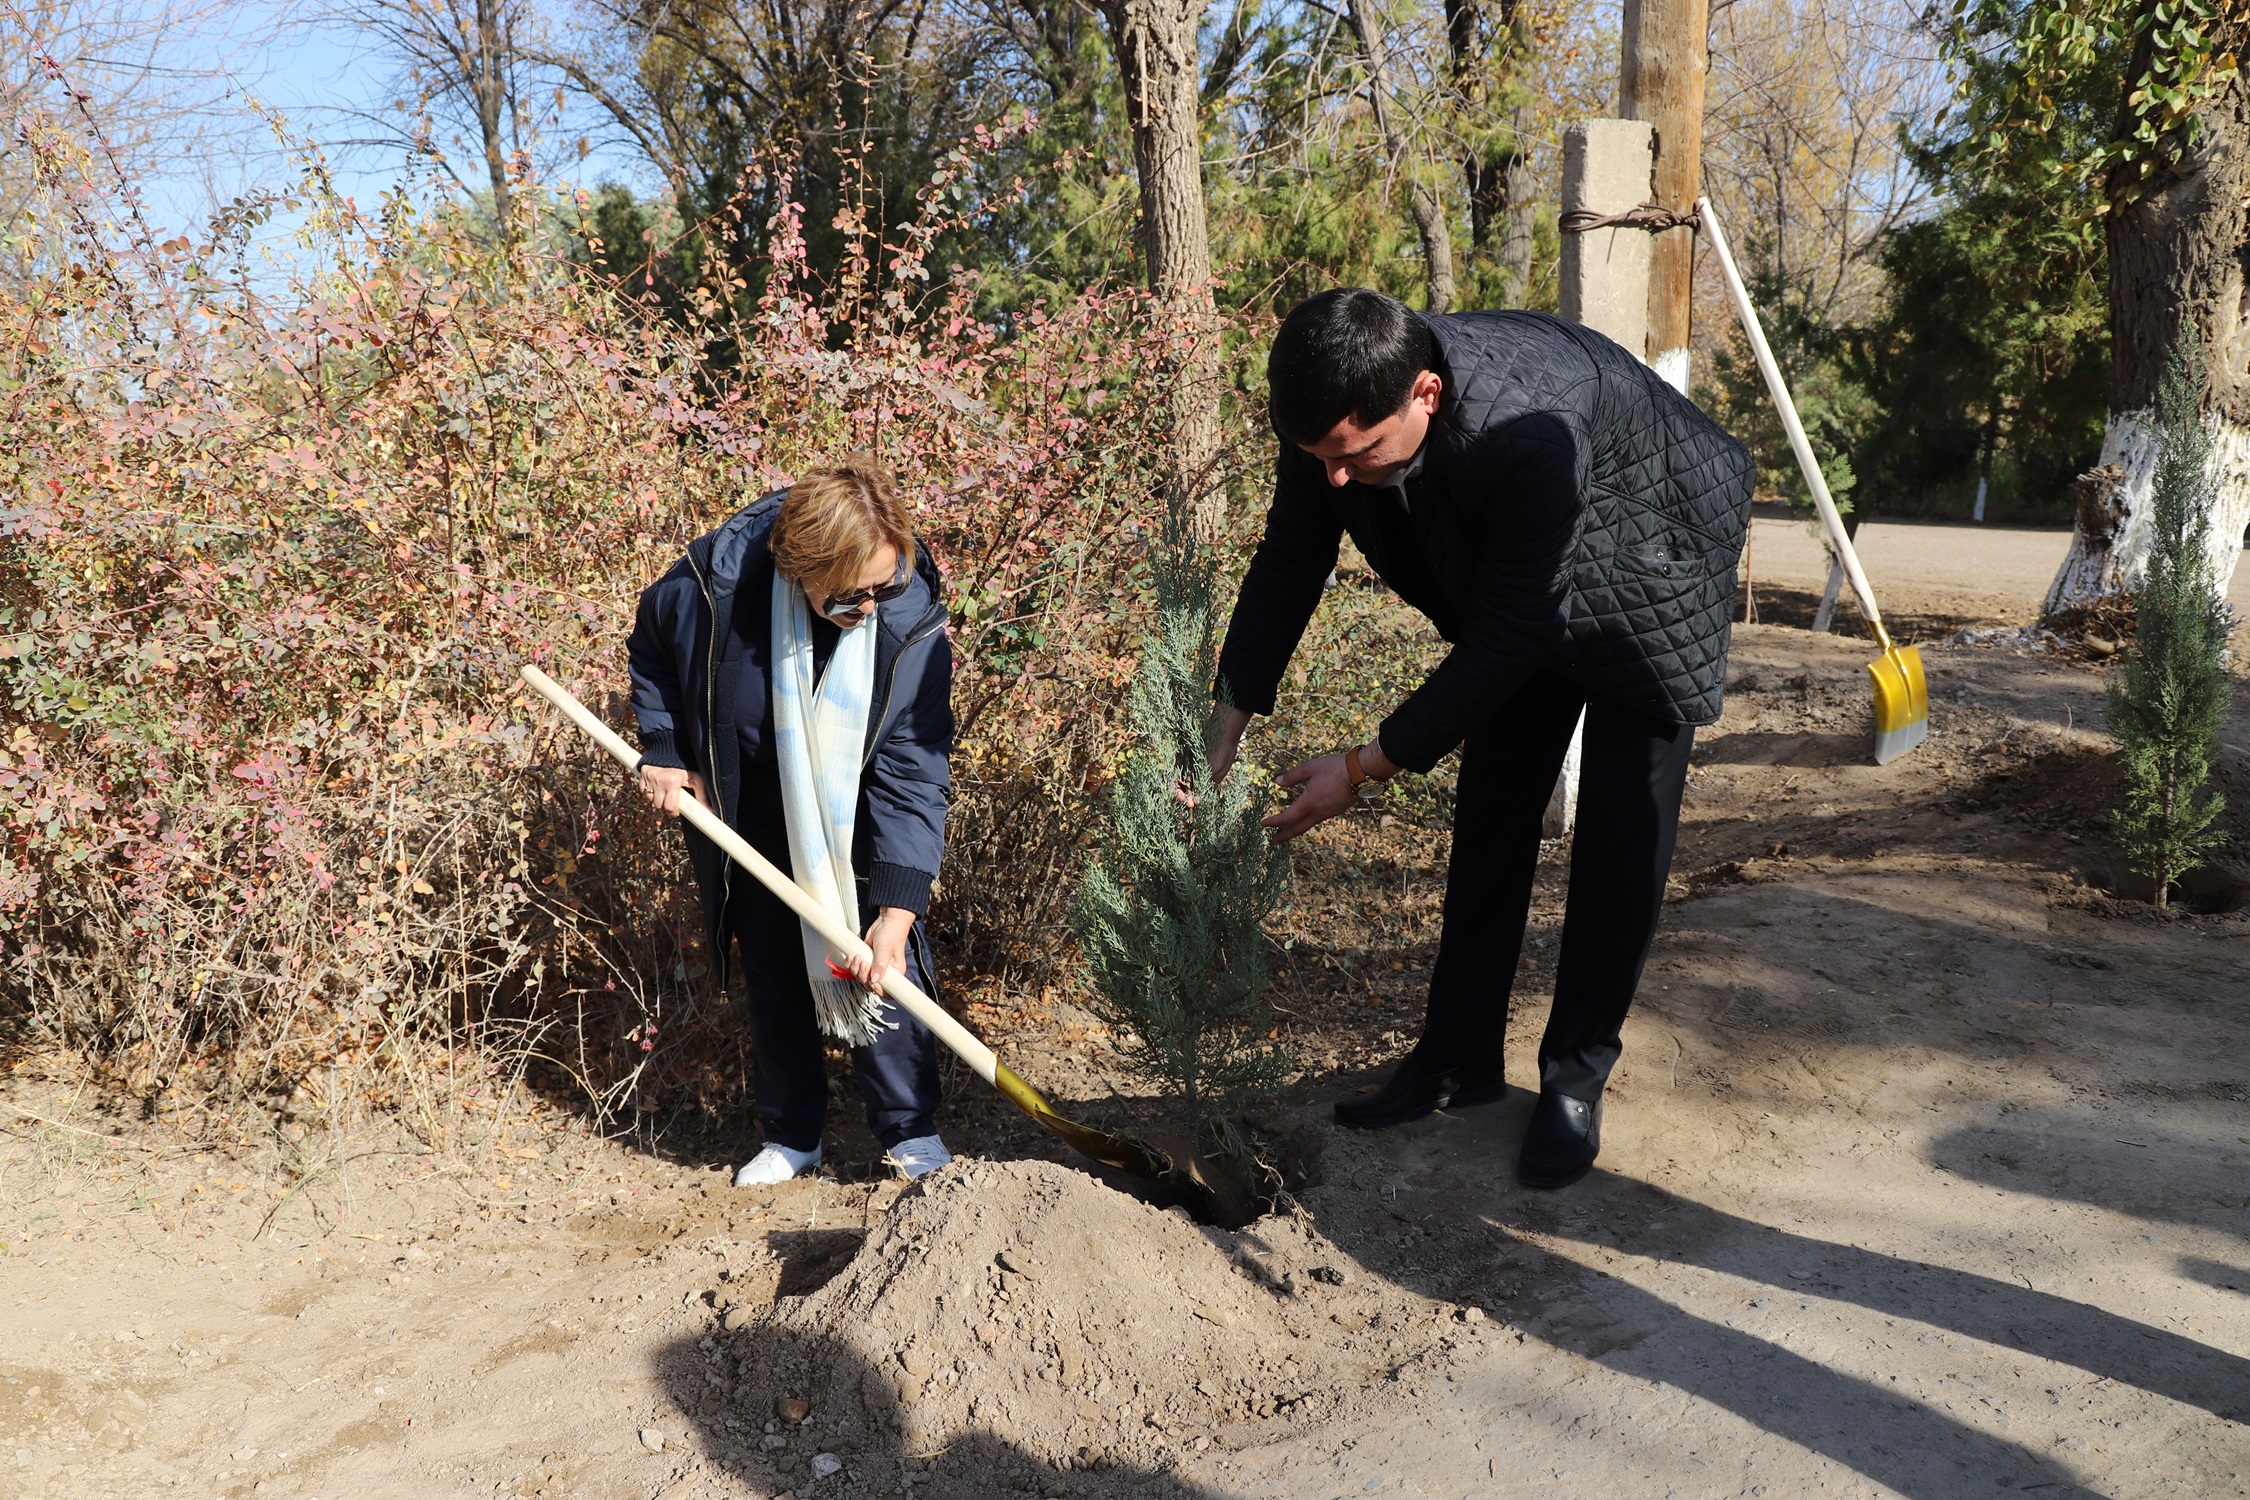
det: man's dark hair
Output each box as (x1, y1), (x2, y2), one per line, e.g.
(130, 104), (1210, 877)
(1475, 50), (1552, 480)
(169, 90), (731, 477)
(1267, 287), (1437, 447)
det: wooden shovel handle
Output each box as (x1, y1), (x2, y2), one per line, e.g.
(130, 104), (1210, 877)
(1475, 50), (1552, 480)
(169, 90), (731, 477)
(1699, 195), (1894, 655)
(517, 665), (1000, 1085)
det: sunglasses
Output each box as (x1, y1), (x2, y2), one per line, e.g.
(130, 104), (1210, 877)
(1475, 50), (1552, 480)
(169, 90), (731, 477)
(821, 561), (911, 619)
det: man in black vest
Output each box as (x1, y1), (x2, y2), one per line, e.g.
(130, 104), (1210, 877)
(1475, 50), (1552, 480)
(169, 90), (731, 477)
(1212, 288), (1753, 1187)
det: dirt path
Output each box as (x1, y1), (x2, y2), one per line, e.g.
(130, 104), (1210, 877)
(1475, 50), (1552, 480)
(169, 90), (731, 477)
(5, 528), (2248, 1500)
(1738, 514), (2250, 646)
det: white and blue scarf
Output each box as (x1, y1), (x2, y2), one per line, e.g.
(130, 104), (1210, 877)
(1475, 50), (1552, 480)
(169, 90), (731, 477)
(770, 572), (890, 1045)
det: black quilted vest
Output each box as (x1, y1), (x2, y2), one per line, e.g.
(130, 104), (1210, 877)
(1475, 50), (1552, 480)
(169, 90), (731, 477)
(1217, 310), (1755, 772)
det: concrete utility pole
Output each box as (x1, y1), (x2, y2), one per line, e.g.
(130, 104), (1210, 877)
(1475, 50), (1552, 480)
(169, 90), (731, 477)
(1618, 0), (1709, 395)
(1550, 118), (1657, 839)
(1560, 120), (1655, 354)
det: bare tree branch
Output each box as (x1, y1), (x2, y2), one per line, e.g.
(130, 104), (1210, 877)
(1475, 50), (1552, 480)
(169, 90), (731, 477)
(1344, 0), (1454, 310)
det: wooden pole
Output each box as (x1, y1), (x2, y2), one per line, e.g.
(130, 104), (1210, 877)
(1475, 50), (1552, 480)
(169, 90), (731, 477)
(1619, 0), (1709, 395)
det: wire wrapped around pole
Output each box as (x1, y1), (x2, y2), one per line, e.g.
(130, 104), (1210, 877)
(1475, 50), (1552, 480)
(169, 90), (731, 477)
(1558, 202), (1702, 235)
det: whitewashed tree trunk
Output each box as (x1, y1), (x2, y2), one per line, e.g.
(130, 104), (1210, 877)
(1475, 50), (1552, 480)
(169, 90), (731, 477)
(1809, 551), (1845, 633)
(1542, 711), (1586, 838)
(2041, 410), (2250, 615)
(2046, 41), (2250, 616)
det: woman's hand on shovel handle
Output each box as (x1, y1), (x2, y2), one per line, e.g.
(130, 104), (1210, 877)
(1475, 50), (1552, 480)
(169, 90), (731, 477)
(637, 764), (705, 818)
(845, 908), (915, 995)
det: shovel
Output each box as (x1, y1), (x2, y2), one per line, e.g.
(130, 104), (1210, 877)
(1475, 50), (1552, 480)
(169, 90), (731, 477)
(1700, 196), (1931, 764)
(516, 665), (1207, 1200)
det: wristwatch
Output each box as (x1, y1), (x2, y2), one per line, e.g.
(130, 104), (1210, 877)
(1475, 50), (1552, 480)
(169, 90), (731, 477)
(1344, 744), (1371, 792)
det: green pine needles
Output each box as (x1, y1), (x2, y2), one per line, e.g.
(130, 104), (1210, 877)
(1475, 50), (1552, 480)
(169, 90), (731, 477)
(1071, 502), (1291, 1143)
(2108, 337), (2234, 909)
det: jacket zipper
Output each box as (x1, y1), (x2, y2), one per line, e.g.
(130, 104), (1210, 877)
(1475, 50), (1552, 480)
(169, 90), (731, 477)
(863, 600), (949, 770)
(686, 544), (730, 915)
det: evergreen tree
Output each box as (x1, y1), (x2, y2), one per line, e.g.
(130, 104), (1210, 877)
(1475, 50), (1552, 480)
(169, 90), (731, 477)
(2108, 337), (2235, 908)
(1836, 3), (2118, 521)
(1844, 186), (2108, 520)
(1071, 500), (1290, 1144)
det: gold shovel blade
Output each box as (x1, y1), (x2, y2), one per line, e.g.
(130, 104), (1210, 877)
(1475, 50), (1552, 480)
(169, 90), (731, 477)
(992, 1061), (1177, 1180)
(991, 1061), (1227, 1217)
(1868, 643), (1929, 765)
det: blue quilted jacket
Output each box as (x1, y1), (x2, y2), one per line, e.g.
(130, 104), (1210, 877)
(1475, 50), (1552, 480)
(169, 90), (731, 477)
(1216, 310), (1755, 771)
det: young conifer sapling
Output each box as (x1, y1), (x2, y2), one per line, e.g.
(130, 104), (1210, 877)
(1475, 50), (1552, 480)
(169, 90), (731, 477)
(1071, 501), (1290, 1148)
(2107, 336), (2234, 908)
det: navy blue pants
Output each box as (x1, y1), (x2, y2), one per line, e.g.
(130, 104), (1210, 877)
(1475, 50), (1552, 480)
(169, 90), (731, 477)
(1421, 670), (1695, 1101)
(729, 784), (942, 1154)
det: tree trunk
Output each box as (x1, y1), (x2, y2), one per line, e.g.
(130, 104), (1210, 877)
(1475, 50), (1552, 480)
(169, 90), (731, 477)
(1496, 115), (1536, 305)
(1618, 0), (1707, 395)
(1463, 150), (1497, 254)
(1346, 0), (1455, 313)
(1446, 0), (1533, 304)
(1446, 0), (1499, 258)
(1104, 0), (1212, 300)
(1100, 0), (1225, 538)
(1973, 412), (1996, 522)
(474, 0), (514, 228)
(2045, 36), (2250, 616)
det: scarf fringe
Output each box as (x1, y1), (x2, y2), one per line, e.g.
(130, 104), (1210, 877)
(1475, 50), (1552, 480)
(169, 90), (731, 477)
(813, 976), (896, 1048)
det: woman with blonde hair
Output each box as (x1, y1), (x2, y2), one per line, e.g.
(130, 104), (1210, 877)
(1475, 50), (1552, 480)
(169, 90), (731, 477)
(627, 454), (954, 1184)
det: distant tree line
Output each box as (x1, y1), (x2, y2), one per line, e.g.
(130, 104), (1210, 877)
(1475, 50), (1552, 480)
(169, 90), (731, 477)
(16, 0), (2241, 540)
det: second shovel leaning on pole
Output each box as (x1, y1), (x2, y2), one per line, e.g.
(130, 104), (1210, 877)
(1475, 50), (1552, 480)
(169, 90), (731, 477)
(516, 665), (1224, 1215)
(1699, 195), (1931, 765)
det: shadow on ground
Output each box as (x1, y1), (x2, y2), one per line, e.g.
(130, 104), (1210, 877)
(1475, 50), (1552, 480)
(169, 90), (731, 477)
(1931, 1109), (2250, 1242)
(588, 625), (2250, 1498)
(655, 1322), (1219, 1500)
(1291, 1090), (2242, 1499)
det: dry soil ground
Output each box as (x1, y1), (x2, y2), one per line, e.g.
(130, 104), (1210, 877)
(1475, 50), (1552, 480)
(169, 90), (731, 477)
(4, 518), (2248, 1500)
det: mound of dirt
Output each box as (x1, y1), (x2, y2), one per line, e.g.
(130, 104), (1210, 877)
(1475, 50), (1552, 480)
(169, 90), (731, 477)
(723, 1157), (1491, 1495)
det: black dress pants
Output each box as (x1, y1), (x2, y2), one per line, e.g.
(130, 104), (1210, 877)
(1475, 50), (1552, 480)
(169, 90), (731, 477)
(1419, 670), (1695, 1101)
(729, 778), (942, 1155)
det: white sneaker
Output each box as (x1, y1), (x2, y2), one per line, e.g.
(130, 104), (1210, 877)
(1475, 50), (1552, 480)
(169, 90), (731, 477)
(734, 1142), (821, 1186)
(886, 1135), (952, 1180)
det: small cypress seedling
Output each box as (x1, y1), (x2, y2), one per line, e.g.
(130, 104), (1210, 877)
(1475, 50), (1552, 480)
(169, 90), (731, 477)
(2108, 335), (2234, 908)
(1071, 497), (1291, 1146)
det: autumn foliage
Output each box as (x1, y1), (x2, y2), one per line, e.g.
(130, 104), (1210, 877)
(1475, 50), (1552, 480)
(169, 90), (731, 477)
(0, 117), (1256, 1133)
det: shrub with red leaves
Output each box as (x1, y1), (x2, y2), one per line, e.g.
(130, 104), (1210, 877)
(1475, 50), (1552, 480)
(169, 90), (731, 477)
(0, 111), (1262, 1131)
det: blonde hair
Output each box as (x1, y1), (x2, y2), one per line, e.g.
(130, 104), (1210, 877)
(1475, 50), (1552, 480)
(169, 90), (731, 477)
(770, 454), (914, 598)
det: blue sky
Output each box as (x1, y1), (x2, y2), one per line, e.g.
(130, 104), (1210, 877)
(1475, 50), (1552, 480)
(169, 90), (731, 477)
(111, 1), (654, 243)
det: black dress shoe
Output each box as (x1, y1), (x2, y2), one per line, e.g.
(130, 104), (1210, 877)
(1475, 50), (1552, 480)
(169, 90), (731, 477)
(1518, 1090), (1602, 1188)
(1333, 1052), (1508, 1130)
